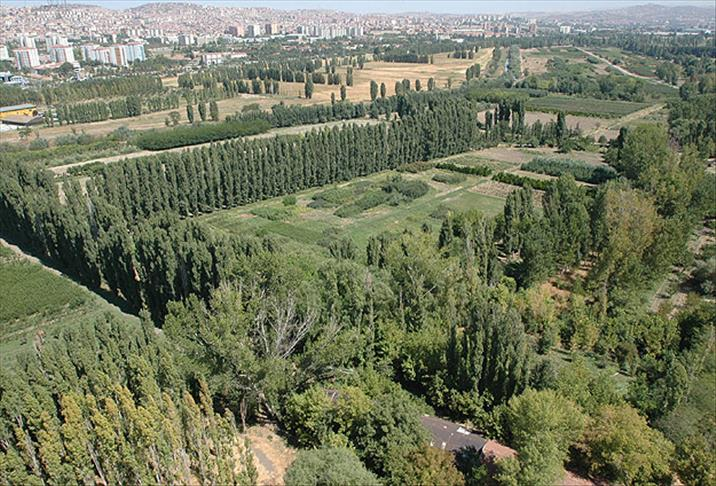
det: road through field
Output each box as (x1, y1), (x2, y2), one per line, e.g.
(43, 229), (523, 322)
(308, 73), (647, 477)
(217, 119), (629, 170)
(575, 47), (669, 85)
(588, 103), (665, 139)
(50, 118), (382, 175)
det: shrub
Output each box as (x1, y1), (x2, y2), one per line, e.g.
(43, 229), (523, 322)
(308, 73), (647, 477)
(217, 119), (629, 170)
(250, 206), (292, 221)
(493, 172), (553, 190)
(28, 138), (50, 150)
(436, 162), (492, 177)
(382, 176), (430, 200)
(282, 195), (297, 206)
(432, 172), (467, 184)
(521, 157), (616, 184)
(284, 448), (380, 486)
(134, 119), (271, 150)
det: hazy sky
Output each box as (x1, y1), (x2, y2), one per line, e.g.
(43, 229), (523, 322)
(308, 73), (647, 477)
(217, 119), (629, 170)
(3, 0), (714, 15)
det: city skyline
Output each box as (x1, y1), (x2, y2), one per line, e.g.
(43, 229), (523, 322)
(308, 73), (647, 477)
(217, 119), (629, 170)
(3, 0), (714, 15)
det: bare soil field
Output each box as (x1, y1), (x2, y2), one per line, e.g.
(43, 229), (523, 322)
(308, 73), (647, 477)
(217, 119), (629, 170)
(523, 111), (612, 134)
(278, 50), (493, 103)
(521, 48), (551, 75)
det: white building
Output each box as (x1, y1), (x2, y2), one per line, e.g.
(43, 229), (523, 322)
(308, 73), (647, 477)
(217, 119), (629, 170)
(49, 45), (75, 64)
(14, 47), (40, 69)
(81, 43), (144, 67)
(246, 24), (261, 37)
(559, 25), (572, 34)
(178, 33), (196, 46)
(0, 45), (9, 61)
(124, 42), (146, 63)
(46, 34), (69, 47)
(19, 35), (36, 49)
(201, 52), (224, 65)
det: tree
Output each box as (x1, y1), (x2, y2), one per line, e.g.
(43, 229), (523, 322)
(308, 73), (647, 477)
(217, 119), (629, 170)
(579, 403), (674, 485)
(198, 101), (207, 122)
(340, 84), (347, 101)
(186, 104), (194, 124)
(284, 448), (380, 486)
(168, 111), (180, 126)
(209, 100), (219, 122)
(428, 78), (435, 91)
(380, 82), (386, 98)
(369, 80), (378, 101)
(305, 77), (314, 99)
(415, 79), (422, 91)
(504, 389), (586, 486)
(390, 446), (464, 486)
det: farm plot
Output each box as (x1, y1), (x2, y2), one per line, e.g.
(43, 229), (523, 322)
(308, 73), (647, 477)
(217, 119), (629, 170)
(0, 244), (138, 363)
(525, 95), (652, 118)
(199, 167), (505, 253)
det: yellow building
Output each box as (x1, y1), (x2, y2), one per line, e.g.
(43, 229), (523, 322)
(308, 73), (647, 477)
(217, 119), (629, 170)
(0, 104), (37, 120)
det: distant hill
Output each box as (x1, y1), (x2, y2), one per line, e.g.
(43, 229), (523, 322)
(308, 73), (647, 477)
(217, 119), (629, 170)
(532, 3), (715, 29)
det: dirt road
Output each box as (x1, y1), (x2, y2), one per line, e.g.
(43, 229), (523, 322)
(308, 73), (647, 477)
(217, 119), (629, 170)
(575, 47), (668, 85)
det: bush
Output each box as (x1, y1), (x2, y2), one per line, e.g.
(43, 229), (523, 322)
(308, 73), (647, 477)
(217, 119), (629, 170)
(493, 172), (553, 190)
(382, 176), (430, 200)
(134, 119), (271, 150)
(436, 162), (492, 177)
(250, 206), (292, 221)
(282, 195), (297, 206)
(284, 448), (380, 486)
(29, 138), (49, 150)
(432, 172), (467, 184)
(521, 157), (616, 184)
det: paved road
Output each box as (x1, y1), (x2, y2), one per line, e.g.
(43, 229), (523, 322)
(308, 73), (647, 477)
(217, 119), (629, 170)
(50, 118), (382, 176)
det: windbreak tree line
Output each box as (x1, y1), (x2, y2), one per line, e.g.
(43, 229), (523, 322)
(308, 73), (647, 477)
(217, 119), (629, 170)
(46, 93), (181, 126)
(38, 75), (165, 105)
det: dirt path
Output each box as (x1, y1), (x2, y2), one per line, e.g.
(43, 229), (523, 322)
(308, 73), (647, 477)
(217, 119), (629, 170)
(575, 47), (667, 85)
(50, 118), (382, 176)
(588, 103), (665, 139)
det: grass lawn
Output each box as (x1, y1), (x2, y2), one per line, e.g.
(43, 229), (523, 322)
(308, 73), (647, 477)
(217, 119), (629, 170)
(0, 247), (139, 364)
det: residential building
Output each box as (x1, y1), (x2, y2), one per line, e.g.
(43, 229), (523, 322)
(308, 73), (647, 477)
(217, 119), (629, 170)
(0, 45), (9, 60)
(48, 45), (75, 64)
(201, 52), (224, 65)
(265, 23), (279, 35)
(227, 24), (244, 37)
(178, 33), (196, 46)
(246, 24), (261, 37)
(14, 47), (40, 69)
(559, 25), (572, 34)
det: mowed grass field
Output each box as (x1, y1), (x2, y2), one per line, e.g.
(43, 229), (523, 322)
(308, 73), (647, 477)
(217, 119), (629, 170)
(0, 244), (138, 363)
(525, 95), (652, 118)
(198, 164), (505, 254)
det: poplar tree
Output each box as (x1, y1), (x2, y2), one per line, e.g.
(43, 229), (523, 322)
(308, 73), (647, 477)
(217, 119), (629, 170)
(370, 80), (378, 101)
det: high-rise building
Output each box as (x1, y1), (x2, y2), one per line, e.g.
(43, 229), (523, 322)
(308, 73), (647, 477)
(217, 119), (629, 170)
(109, 45), (127, 66)
(124, 42), (146, 63)
(178, 33), (196, 46)
(227, 25), (244, 37)
(264, 23), (279, 35)
(0, 45), (9, 61)
(14, 47), (40, 69)
(45, 34), (69, 48)
(48, 45), (75, 64)
(559, 25), (572, 34)
(19, 35), (36, 49)
(246, 24), (261, 37)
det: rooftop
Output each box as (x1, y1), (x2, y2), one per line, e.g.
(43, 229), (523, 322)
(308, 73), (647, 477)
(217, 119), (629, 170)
(0, 104), (36, 113)
(420, 415), (487, 453)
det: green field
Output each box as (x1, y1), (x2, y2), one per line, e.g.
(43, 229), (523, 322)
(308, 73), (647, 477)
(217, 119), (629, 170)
(198, 167), (506, 255)
(526, 95), (651, 118)
(0, 246), (139, 363)
(590, 47), (660, 78)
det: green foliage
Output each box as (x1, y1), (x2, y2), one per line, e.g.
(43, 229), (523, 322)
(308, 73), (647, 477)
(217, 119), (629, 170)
(284, 448), (380, 486)
(432, 172), (467, 184)
(521, 157), (616, 184)
(436, 162), (492, 177)
(251, 206), (294, 221)
(0, 257), (87, 322)
(134, 119), (271, 150)
(493, 172), (553, 191)
(502, 389), (585, 486)
(579, 403), (674, 485)
(525, 95), (650, 118)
